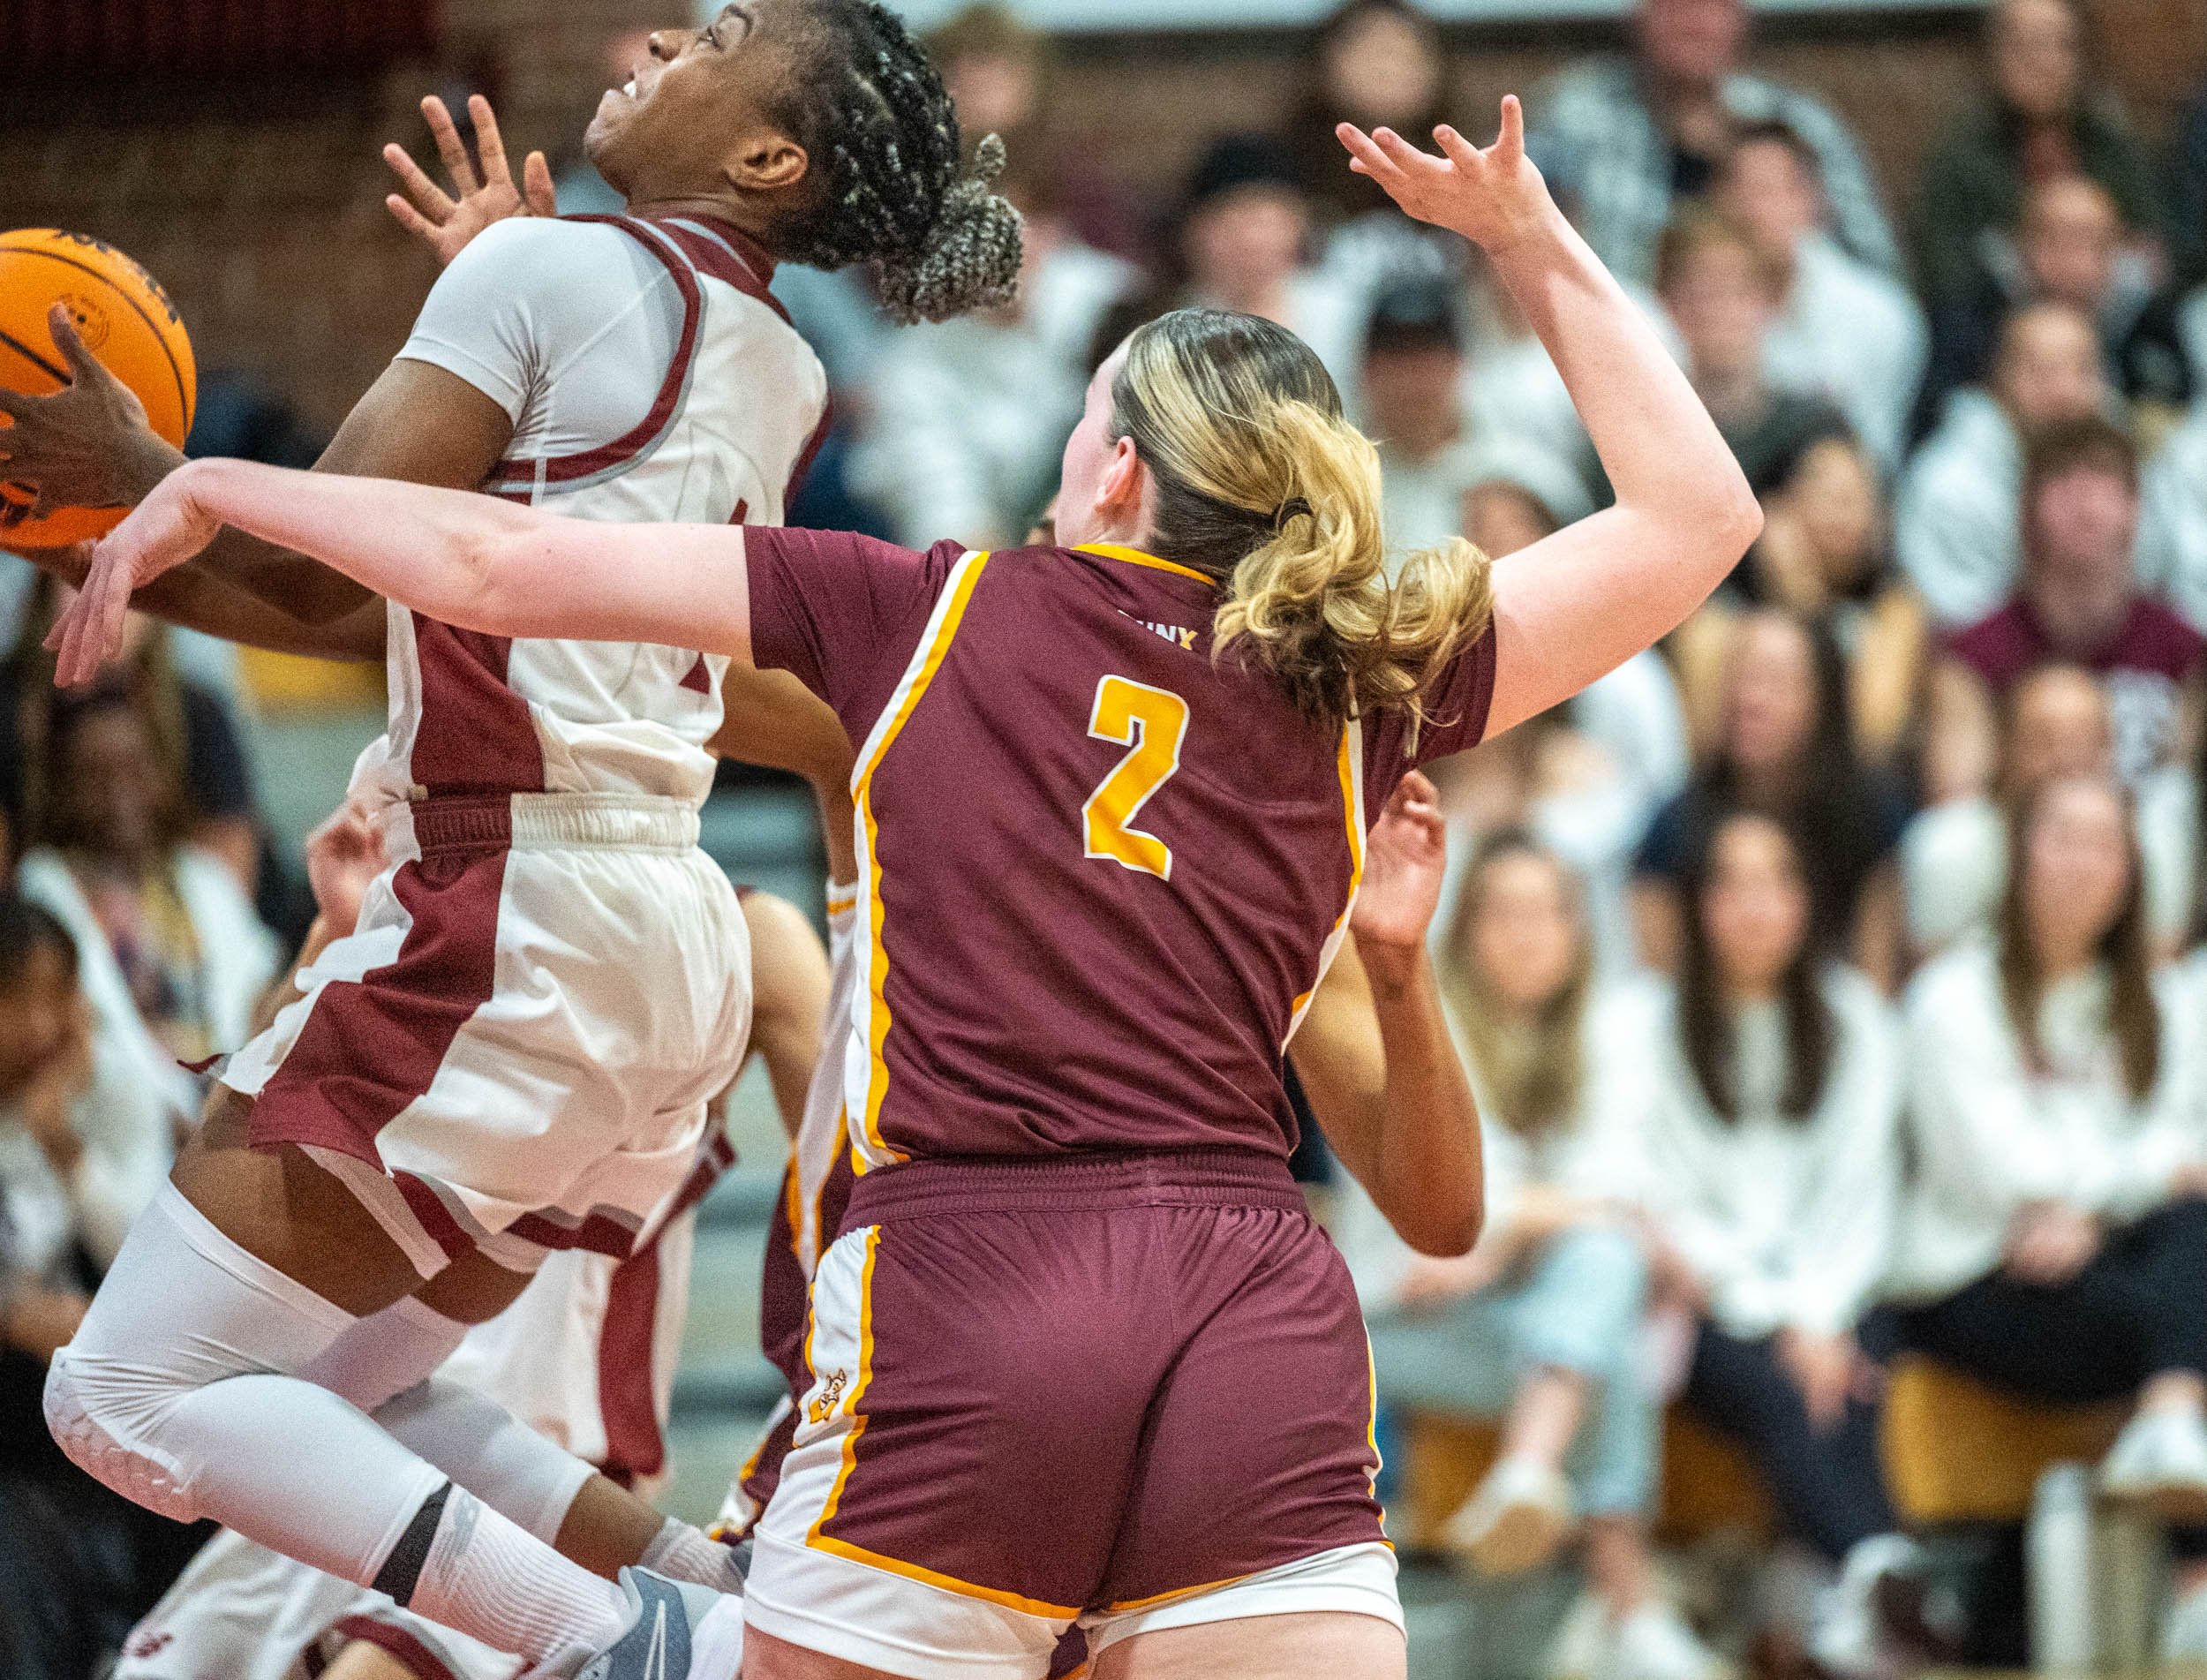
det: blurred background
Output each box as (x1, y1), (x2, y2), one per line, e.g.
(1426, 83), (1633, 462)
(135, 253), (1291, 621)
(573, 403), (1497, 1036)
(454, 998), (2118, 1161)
(7, 0), (2207, 1676)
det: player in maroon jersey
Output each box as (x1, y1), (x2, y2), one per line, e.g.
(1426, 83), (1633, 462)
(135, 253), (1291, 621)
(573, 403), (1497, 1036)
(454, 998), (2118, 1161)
(56, 101), (1759, 1680)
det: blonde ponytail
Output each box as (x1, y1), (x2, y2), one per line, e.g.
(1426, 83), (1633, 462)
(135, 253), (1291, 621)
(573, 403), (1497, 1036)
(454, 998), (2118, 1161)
(1111, 309), (1493, 729)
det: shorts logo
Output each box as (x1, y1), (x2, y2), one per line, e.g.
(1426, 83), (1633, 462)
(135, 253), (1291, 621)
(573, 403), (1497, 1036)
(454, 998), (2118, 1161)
(124, 1631), (173, 1660)
(809, 1368), (848, 1425)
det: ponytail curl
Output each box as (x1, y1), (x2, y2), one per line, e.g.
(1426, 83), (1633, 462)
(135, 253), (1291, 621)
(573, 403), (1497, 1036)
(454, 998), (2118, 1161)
(1112, 309), (1494, 731)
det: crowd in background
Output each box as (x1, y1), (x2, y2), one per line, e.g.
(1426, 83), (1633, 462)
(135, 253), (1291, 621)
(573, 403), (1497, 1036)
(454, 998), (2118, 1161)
(6, 0), (2207, 1676)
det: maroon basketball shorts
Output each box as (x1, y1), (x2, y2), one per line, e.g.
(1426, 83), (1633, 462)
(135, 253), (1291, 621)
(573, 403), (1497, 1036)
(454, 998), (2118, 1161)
(744, 1149), (1399, 1679)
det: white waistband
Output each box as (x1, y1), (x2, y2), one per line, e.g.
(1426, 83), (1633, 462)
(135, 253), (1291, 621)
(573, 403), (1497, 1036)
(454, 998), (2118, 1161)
(390, 793), (702, 854)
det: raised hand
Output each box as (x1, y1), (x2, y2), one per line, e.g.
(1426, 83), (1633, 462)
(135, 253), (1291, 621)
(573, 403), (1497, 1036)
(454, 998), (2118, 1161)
(1337, 95), (1559, 255)
(304, 799), (388, 938)
(384, 94), (556, 267)
(45, 462), (224, 687)
(1352, 770), (1450, 959)
(0, 303), (178, 514)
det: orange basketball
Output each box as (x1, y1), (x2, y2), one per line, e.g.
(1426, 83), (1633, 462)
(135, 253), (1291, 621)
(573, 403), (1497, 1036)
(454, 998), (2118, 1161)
(0, 229), (196, 549)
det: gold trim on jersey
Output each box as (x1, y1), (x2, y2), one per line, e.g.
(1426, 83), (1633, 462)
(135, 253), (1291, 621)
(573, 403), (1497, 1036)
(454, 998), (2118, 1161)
(1285, 716), (1366, 1043)
(1074, 542), (1215, 585)
(845, 550), (993, 1170)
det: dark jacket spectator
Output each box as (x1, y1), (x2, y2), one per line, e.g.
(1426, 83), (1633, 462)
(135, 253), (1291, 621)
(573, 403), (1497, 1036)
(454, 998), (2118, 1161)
(1914, 0), (2169, 310)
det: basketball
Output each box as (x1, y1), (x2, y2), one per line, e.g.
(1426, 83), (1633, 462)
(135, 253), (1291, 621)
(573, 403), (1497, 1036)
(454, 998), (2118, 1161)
(0, 228), (196, 549)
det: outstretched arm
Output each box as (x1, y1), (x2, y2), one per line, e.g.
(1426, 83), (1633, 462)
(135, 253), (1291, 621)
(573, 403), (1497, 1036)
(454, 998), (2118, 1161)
(52, 457), (755, 685)
(1341, 101), (1760, 739)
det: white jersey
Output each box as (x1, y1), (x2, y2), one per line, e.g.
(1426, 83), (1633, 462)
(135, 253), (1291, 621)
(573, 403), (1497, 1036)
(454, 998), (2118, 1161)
(356, 213), (830, 815)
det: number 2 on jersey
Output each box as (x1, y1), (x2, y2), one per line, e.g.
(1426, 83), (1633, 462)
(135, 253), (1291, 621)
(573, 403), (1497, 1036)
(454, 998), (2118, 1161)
(1083, 675), (1189, 881)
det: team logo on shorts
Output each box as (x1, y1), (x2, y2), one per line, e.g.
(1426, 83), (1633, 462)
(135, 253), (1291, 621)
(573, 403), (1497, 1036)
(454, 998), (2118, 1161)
(809, 1368), (849, 1425)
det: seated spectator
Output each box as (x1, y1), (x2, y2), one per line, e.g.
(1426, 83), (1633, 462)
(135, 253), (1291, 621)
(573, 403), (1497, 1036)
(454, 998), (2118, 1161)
(1458, 262), (1605, 500)
(1914, 0), (2169, 313)
(1919, 174), (2191, 431)
(851, 170), (1136, 550)
(1096, 135), (1365, 395)
(1527, 0), (1899, 290)
(14, 687), (276, 1117)
(1656, 209), (1849, 495)
(2176, 77), (2207, 288)
(1347, 838), (1719, 1680)
(1718, 123), (1929, 478)
(1616, 810), (1917, 1672)
(1891, 772), (2207, 1664)
(1716, 431), (1928, 763)
(1285, 0), (1450, 234)
(1898, 298), (2110, 625)
(1442, 473), (1685, 974)
(0, 896), (196, 1680)
(1904, 663), (2194, 958)
(1946, 415), (2203, 781)
(1637, 608), (1909, 987)
(1, 576), (261, 888)
(1364, 278), (1485, 559)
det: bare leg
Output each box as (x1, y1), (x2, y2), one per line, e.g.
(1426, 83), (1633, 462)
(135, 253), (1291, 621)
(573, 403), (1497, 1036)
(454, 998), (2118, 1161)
(1582, 1513), (1655, 1617)
(1093, 1614), (1405, 1680)
(1502, 1365), (1590, 1467)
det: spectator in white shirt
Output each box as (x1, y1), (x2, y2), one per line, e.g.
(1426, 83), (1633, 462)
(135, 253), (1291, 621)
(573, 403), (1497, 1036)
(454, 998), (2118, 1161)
(1619, 810), (1924, 1674)
(1346, 837), (1720, 1680)
(1526, 0), (1900, 290)
(2141, 399), (2207, 631)
(1890, 772), (2207, 1660)
(1716, 123), (1929, 479)
(1896, 298), (2113, 626)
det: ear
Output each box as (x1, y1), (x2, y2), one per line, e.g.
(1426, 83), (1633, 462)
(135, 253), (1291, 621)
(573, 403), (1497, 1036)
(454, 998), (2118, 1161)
(728, 131), (809, 195)
(1095, 436), (1145, 521)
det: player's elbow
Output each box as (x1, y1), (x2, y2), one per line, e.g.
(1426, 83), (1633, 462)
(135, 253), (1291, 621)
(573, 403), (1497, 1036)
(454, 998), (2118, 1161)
(1394, 1188), (1485, 1259)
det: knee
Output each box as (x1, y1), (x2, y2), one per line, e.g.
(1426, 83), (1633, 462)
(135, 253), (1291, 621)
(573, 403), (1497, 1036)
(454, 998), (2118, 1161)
(42, 1345), (200, 1523)
(1533, 1224), (1651, 1323)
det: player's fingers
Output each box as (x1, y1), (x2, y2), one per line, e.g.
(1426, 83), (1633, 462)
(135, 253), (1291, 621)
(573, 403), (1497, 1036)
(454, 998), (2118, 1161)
(384, 193), (443, 245)
(47, 303), (108, 385)
(1433, 124), (1481, 172)
(1495, 94), (1526, 166)
(1336, 124), (1406, 188)
(469, 94), (513, 185)
(422, 95), (479, 194)
(383, 144), (456, 222)
(1372, 127), (1441, 173)
(523, 151), (558, 217)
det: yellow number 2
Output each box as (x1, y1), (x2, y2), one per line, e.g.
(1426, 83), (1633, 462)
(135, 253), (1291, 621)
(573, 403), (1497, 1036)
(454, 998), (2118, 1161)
(1083, 675), (1189, 882)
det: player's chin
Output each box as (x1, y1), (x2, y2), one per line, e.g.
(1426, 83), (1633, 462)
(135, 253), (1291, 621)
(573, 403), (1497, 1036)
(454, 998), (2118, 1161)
(584, 95), (635, 160)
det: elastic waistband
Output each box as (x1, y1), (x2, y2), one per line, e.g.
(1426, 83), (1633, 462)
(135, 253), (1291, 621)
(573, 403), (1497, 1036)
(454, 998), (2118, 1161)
(844, 1148), (1305, 1224)
(403, 794), (702, 855)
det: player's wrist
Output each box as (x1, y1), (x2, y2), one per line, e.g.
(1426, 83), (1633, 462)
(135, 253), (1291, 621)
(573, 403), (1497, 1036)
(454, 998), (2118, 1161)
(119, 429), (189, 505)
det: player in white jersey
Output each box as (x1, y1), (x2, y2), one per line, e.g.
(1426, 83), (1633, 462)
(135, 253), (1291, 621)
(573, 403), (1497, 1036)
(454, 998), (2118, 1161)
(4, 5), (1020, 1676)
(112, 879), (832, 1680)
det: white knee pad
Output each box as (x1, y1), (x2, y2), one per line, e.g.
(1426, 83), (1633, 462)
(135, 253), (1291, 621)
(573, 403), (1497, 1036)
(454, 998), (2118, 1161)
(44, 1183), (356, 1522)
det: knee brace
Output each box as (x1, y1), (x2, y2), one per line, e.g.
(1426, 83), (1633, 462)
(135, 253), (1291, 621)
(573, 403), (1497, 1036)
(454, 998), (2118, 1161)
(43, 1184), (355, 1522)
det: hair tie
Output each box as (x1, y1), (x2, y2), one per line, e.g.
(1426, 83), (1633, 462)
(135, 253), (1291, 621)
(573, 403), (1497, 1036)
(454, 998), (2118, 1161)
(1274, 496), (1314, 531)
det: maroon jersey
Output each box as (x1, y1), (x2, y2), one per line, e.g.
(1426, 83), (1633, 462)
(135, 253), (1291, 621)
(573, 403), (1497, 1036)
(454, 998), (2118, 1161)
(747, 532), (1496, 1165)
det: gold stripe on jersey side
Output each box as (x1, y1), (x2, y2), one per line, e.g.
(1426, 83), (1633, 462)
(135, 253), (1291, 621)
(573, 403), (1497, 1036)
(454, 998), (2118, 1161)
(1286, 722), (1367, 1032)
(850, 552), (993, 1167)
(1075, 542), (1214, 585)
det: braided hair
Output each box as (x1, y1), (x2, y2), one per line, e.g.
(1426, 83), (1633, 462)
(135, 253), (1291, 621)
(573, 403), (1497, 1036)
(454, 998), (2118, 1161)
(771, 0), (1024, 324)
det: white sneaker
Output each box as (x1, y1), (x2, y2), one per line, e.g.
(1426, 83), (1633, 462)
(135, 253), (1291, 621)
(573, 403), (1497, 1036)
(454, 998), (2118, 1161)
(1809, 1534), (1925, 1680)
(2161, 1578), (2207, 1663)
(1600, 1602), (1727, 1680)
(565, 1569), (746, 1680)
(1442, 1456), (1575, 1576)
(2102, 1405), (2207, 1520)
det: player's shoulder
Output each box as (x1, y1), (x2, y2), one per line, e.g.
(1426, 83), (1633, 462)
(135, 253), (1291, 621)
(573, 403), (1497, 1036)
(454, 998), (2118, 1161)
(437, 215), (662, 304)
